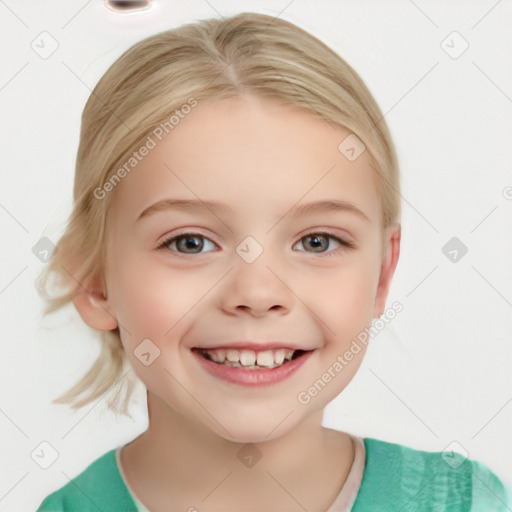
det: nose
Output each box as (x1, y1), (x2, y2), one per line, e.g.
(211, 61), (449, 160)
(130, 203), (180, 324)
(219, 253), (295, 318)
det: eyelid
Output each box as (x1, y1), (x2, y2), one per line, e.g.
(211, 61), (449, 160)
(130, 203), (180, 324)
(156, 228), (356, 256)
(157, 230), (218, 253)
(294, 231), (356, 256)
(296, 227), (355, 246)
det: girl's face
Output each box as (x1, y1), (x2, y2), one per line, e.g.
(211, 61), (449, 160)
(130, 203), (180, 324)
(101, 94), (399, 442)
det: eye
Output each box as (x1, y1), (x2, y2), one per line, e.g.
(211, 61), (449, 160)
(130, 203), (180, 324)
(293, 232), (354, 255)
(157, 230), (355, 256)
(157, 232), (216, 255)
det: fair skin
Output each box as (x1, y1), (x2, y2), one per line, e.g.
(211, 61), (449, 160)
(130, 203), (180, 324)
(74, 94), (400, 511)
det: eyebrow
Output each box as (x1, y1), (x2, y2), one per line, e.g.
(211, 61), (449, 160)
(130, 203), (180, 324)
(136, 198), (370, 223)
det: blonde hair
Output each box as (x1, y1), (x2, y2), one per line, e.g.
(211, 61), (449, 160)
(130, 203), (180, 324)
(37, 12), (401, 417)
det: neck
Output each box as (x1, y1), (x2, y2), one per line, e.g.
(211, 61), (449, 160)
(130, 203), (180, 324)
(122, 391), (355, 511)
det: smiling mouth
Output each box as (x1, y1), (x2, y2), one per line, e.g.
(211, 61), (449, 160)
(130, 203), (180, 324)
(193, 347), (308, 370)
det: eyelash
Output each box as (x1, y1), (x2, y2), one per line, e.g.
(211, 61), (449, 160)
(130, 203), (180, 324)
(157, 231), (355, 257)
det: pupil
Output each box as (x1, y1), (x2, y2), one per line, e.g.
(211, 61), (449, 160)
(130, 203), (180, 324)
(308, 235), (327, 252)
(179, 236), (202, 252)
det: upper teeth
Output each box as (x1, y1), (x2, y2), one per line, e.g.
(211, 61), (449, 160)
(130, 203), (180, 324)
(201, 348), (296, 368)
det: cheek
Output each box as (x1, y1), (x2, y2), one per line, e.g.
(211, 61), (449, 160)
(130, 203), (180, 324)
(315, 255), (381, 339)
(108, 251), (214, 340)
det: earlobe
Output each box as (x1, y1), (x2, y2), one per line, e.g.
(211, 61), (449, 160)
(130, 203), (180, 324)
(73, 286), (118, 332)
(374, 224), (401, 318)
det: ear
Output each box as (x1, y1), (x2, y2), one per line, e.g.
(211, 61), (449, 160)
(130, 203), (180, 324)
(374, 224), (401, 318)
(72, 276), (118, 331)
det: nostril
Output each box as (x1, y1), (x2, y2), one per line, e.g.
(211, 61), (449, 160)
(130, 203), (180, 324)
(104, 0), (153, 13)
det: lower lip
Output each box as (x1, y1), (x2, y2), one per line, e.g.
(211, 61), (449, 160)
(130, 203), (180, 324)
(192, 350), (314, 387)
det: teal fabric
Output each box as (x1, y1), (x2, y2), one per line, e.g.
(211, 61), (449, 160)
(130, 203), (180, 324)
(37, 437), (509, 511)
(36, 448), (137, 512)
(351, 438), (508, 511)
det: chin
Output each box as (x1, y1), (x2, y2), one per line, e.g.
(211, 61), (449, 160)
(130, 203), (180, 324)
(222, 430), (280, 445)
(208, 419), (290, 445)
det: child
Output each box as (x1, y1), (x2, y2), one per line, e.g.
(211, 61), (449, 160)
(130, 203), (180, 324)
(36, 12), (508, 511)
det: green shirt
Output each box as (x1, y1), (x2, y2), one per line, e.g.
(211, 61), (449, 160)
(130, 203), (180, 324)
(37, 437), (509, 511)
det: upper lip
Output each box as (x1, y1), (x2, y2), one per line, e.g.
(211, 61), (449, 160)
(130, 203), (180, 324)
(192, 342), (312, 351)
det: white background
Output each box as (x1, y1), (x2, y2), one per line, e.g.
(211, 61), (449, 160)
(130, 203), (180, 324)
(1, 1), (511, 510)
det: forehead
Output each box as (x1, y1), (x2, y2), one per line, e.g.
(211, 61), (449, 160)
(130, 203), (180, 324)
(107, 94), (381, 228)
